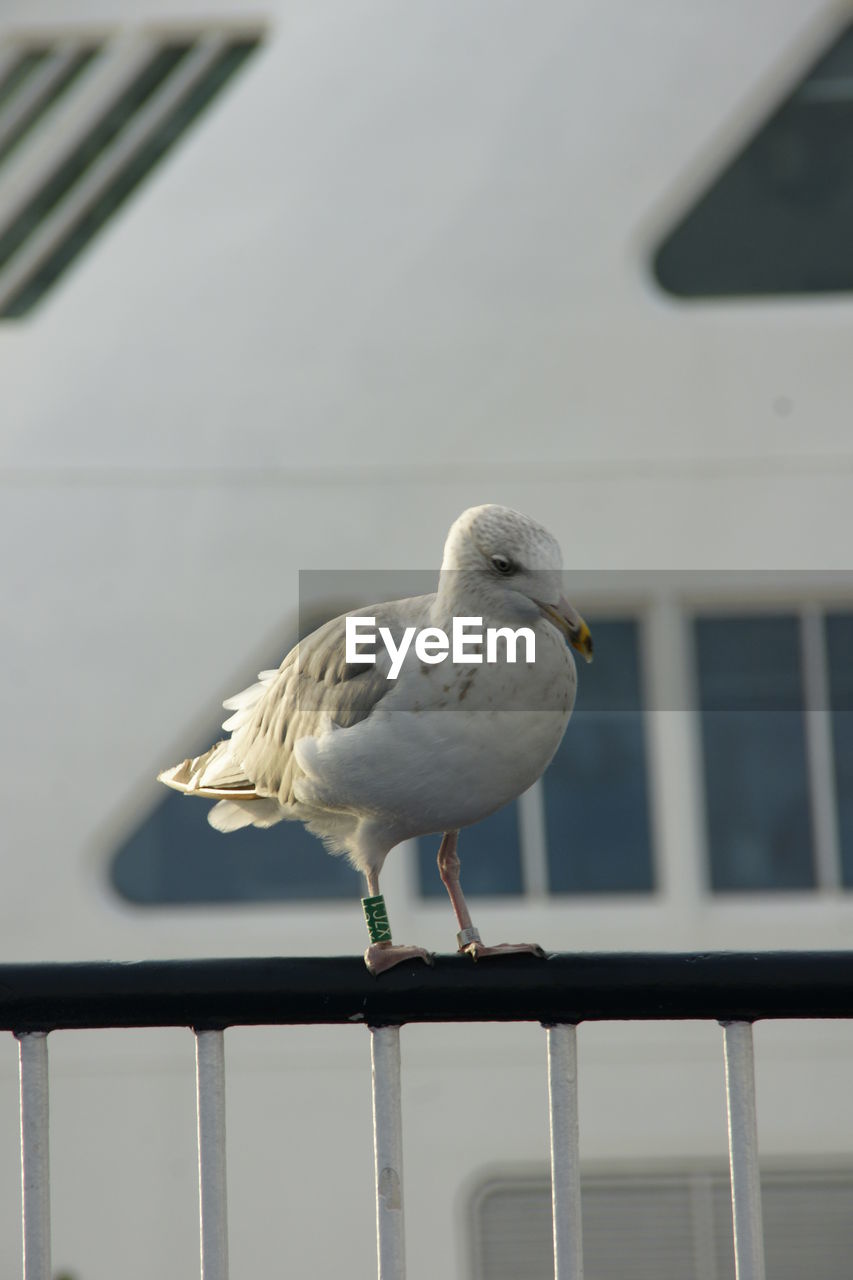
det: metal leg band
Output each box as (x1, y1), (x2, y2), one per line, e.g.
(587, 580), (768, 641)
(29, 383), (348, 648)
(457, 926), (482, 949)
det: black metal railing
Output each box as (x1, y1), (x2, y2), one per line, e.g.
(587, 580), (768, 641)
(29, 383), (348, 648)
(7, 951), (853, 1280)
(2, 950), (853, 1031)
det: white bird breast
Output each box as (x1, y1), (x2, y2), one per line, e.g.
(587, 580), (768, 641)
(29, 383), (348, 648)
(292, 626), (577, 838)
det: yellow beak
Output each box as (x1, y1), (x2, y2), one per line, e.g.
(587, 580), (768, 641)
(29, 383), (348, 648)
(537, 597), (594, 663)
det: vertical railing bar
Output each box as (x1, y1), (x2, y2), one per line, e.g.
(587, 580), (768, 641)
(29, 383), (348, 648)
(370, 1025), (406, 1280)
(16, 1031), (52, 1280)
(545, 1024), (583, 1280)
(722, 1021), (766, 1280)
(195, 1029), (229, 1280)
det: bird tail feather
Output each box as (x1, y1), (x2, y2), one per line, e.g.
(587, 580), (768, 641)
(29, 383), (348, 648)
(158, 742), (286, 833)
(208, 798), (285, 832)
(157, 740), (256, 799)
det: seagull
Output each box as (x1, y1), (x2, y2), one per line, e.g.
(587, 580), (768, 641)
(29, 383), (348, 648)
(158, 504), (592, 973)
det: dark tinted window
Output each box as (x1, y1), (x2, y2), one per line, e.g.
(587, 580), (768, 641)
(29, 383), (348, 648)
(416, 803), (523, 899)
(655, 24), (853, 296)
(544, 619), (654, 894)
(826, 612), (853, 885)
(695, 615), (814, 890)
(111, 784), (362, 904)
(0, 35), (260, 318)
(0, 46), (100, 170)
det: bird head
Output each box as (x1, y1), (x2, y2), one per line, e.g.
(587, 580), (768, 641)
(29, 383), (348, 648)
(439, 504), (593, 662)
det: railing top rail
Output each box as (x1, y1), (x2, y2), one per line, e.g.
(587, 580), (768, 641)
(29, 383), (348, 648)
(2, 951), (853, 1032)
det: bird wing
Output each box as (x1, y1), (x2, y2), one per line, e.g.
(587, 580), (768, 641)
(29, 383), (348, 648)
(158, 596), (434, 810)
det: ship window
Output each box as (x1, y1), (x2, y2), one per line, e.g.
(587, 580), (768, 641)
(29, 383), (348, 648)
(543, 618), (655, 894)
(0, 29), (261, 319)
(654, 22), (853, 296)
(826, 612), (853, 885)
(0, 44), (100, 169)
(694, 614), (815, 891)
(416, 804), (524, 900)
(471, 1169), (853, 1280)
(0, 49), (52, 112)
(111, 784), (362, 905)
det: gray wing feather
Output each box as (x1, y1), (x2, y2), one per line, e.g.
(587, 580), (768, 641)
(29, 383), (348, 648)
(230, 596), (432, 807)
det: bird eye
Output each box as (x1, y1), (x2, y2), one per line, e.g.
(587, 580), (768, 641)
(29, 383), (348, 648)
(491, 554), (515, 576)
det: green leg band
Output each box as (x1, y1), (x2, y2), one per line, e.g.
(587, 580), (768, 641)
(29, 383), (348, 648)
(362, 894), (392, 944)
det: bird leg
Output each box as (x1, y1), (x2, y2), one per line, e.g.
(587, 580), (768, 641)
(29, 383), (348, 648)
(437, 830), (546, 961)
(362, 868), (434, 975)
(436, 831), (475, 938)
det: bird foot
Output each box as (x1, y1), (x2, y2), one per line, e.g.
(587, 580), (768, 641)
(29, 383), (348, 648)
(460, 941), (547, 961)
(364, 942), (435, 975)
